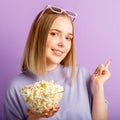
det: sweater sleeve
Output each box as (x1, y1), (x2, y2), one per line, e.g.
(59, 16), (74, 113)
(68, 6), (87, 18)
(3, 85), (27, 120)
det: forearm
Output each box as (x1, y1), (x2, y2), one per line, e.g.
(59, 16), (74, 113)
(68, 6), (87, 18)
(92, 84), (108, 120)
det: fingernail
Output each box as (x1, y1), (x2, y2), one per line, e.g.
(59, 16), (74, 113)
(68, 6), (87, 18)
(45, 113), (48, 115)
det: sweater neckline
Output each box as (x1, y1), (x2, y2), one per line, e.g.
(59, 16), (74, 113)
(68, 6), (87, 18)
(24, 64), (64, 80)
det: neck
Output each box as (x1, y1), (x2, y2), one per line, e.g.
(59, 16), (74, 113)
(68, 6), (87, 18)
(46, 63), (58, 71)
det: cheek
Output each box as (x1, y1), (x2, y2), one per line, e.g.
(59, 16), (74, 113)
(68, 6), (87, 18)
(46, 39), (50, 47)
(46, 38), (56, 47)
(67, 43), (72, 52)
(46, 39), (52, 48)
(46, 43), (49, 48)
(45, 41), (50, 54)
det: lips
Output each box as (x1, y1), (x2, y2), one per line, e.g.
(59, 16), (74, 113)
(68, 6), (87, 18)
(52, 49), (64, 56)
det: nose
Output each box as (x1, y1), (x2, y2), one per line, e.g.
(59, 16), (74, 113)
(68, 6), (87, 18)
(58, 42), (63, 47)
(57, 36), (65, 47)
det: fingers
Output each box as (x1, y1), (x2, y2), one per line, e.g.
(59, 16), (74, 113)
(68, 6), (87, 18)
(105, 60), (111, 69)
(94, 64), (103, 75)
(93, 60), (111, 76)
(53, 106), (60, 113)
(92, 60), (111, 85)
(26, 109), (32, 115)
(26, 105), (60, 118)
(42, 106), (60, 118)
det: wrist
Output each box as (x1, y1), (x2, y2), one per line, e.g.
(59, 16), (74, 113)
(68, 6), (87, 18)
(92, 82), (104, 94)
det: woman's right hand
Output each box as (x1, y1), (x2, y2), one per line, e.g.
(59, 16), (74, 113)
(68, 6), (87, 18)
(26, 105), (60, 120)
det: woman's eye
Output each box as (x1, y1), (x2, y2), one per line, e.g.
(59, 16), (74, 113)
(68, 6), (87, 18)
(50, 32), (58, 36)
(66, 36), (72, 41)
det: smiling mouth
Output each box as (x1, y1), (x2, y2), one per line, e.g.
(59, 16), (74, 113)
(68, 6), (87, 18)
(52, 49), (64, 56)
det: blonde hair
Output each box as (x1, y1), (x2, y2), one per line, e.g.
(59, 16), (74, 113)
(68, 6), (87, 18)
(20, 8), (76, 80)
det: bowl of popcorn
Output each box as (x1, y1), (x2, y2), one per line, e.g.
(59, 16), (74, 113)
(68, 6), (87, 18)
(21, 80), (64, 113)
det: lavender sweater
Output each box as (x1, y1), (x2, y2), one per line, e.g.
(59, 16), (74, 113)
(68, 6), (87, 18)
(3, 64), (93, 120)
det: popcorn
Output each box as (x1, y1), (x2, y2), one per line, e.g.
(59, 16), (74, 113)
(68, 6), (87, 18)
(21, 80), (64, 113)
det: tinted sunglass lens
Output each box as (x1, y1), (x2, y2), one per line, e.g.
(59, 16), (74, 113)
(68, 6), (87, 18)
(51, 7), (62, 12)
(66, 10), (76, 17)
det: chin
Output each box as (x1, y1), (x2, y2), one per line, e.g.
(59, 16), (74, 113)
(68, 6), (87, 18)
(47, 57), (64, 65)
(50, 60), (62, 65)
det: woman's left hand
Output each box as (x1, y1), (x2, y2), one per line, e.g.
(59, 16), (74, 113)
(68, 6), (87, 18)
(92, 60), (111, 86)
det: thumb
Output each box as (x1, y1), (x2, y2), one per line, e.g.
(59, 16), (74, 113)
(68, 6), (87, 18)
(26, 109), (32, 115)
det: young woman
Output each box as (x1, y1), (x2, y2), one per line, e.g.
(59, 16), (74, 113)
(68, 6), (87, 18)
(3, 5), (111, 120)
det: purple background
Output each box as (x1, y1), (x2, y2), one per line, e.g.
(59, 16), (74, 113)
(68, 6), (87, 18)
(0, 0), (120, 119)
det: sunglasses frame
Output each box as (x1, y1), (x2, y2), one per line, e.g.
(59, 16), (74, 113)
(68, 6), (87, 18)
(37, 5), (77, 23)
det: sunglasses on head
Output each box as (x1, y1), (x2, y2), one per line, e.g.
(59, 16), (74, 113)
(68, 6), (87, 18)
(37, 5), (77, 23)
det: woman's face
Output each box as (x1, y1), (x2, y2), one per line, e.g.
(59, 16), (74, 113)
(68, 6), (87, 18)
(46, 16), (73, 69)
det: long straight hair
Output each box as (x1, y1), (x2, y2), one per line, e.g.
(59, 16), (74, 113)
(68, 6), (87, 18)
(20, 9), (76, 80)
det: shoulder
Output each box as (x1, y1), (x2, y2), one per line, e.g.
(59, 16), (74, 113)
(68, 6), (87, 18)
(75, 64), (93, 96)
(75, 64), (91, 83)
(60, 64), (91, 78)
(76, 64), (91, 75)
(5, 70), (38, 94)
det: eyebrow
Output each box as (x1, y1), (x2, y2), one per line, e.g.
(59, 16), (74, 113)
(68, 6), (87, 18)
(50, 29), (73, 36)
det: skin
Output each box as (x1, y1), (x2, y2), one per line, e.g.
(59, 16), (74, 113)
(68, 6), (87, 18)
(26, 106), (60, 120)
(92, 60), (111, 120)
(45, 16), (73, 71)
(27, 16), (111, 120)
